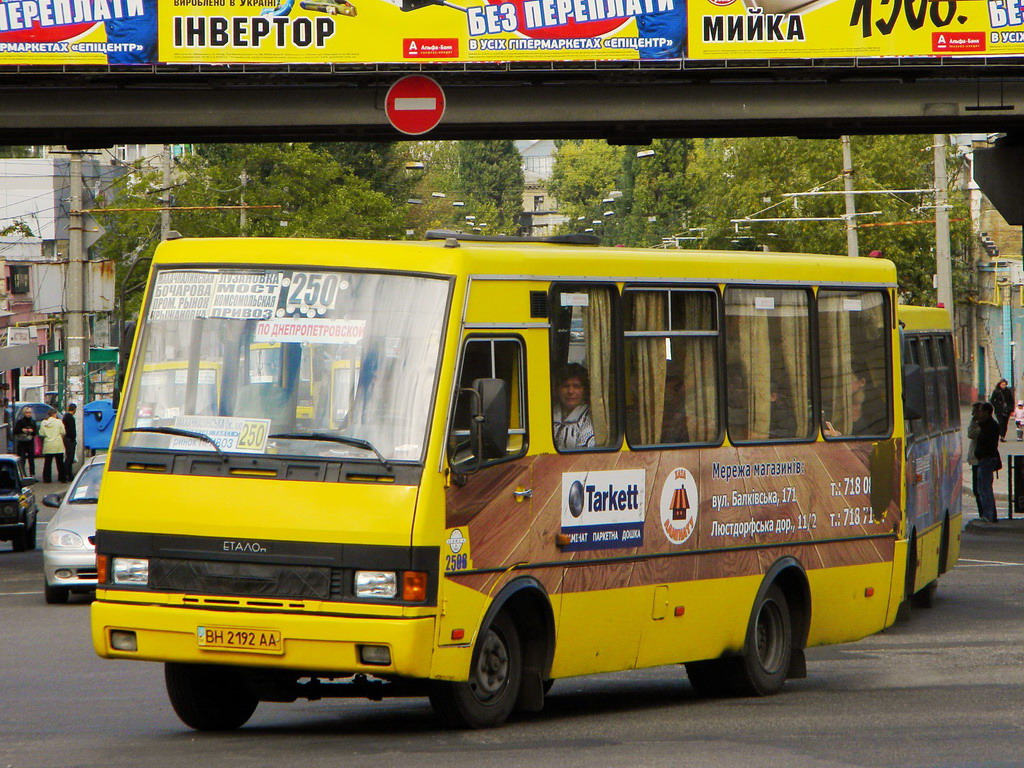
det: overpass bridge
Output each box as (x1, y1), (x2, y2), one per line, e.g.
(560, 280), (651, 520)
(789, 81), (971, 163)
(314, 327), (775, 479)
(3, 59), (1024, 146)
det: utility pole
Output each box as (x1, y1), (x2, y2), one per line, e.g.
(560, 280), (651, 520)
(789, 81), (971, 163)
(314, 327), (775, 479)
(933, 134), (954, 315)
(66, 150), (88, 460)
(841, 135), (859, 257)
(161, 145), (173, 240)
(239, 169), (249, 235)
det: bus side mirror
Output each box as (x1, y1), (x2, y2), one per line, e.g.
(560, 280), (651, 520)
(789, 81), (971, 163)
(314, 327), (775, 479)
(903, 363), (925, 421)
(471, 378), (510, 461)
(448, 379), (511, 480)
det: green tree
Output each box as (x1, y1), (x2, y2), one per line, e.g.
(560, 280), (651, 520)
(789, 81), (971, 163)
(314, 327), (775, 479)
(685, 135), (971, 302)
(174, 143), (404, 240)
(549, 140), (623, 237)
(455, 140), (525, 234)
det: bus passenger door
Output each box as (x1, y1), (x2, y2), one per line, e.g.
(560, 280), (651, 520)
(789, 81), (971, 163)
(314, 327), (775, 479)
(441, 337), (559, 635)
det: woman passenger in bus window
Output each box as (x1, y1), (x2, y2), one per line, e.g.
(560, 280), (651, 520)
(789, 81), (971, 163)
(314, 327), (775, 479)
(553, 363), (595, 450)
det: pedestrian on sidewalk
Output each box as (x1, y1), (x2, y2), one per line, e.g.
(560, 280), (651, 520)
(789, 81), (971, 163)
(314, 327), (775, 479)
(61, 403), (77, 482)
(990, 378), (1014, 441)
(1014, 400), (1024, 442)
(973, 401), (1001, 523)
(38, 408), (65, 484)
(967, 401), (985, 515)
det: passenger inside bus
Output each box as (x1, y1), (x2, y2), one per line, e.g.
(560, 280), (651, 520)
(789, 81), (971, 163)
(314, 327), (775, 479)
(553, 363), (595, 450)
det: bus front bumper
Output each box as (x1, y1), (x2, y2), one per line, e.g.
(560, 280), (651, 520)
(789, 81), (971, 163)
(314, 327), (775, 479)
(91, 599), (437, 679)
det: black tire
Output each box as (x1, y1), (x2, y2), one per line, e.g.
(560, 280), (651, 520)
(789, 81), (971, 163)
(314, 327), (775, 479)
(938, 517), (951, 575)
(911, 580), (938, 609)
(164, 663), (259, 731)
(44, 582), (69, 604)
(429, 612), (522, 729)
(684, 658), (734, 698)
(10, 526), (27, 552)
(731, 583), (793, 697)
(25, 517), (37, 551)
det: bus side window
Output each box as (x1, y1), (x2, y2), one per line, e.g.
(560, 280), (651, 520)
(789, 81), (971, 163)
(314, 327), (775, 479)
(920, 337), (941, 435)
(449, 338), (527, 467)
(904, 335), (919, 442)
(818, 289), (891, 439)
(939, 335), (960, 430)
(550, 285), (619, 452)
(724, 287), (814, 443)
(624, 288), (720, 447)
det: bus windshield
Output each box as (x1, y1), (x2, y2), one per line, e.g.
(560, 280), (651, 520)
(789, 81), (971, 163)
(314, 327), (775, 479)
(119, 266), (450, 463)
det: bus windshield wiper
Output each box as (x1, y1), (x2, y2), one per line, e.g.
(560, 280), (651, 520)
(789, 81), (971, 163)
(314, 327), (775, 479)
(123, 426), (227, 461)
(269, 433), (392, 471)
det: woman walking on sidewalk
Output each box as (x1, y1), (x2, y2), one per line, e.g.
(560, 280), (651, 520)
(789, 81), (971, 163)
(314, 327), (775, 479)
(973, 401), (1001, 523)
(990, 378), (1014, 441)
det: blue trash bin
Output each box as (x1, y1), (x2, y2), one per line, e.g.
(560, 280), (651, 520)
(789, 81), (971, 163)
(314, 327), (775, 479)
(83, 400), (116, 451)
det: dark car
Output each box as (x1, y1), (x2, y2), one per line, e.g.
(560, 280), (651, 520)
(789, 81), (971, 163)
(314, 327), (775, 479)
(0, 454), (38, 551)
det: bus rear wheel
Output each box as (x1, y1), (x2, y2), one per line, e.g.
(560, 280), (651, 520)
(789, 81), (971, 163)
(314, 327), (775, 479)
(686, 584), (792, 698)
(429, 612), (522, 728)
(732, 583), (792, 696)
(165, 663), (259, 731)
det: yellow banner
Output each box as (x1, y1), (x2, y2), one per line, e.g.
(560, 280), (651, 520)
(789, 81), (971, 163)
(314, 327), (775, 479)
(689, 0), (1012, 59)
(0, 0), (1016, 64)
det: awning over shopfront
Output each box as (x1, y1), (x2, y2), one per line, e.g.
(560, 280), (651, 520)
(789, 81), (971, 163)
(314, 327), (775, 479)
(0, 344), (38, 371)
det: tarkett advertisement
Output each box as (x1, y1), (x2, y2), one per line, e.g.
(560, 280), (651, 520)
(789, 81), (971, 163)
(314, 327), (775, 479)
(0, 0), (1018, 64)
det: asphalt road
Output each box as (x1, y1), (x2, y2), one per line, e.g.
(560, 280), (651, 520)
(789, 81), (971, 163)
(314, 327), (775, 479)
(2, 494), (1023, 768)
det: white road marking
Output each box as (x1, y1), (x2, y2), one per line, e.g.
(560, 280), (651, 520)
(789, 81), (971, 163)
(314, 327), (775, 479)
(958, 558), (1024, 567)
(0, 590), (43, 596)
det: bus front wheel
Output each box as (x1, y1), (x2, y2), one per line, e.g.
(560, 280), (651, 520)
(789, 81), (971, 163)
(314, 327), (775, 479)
(165, 663), (259, 731)
(429, 612), (522, 728)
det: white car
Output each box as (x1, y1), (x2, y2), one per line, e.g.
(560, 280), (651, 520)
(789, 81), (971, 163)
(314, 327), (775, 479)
(42, 455), (105, 604)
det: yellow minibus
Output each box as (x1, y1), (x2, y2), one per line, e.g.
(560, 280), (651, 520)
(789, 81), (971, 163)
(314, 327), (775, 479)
(91, 233), (956, 730)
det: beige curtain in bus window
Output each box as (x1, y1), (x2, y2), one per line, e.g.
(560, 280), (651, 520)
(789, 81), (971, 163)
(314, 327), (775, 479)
(584, 287), (614, 446)
(819, 292), (853, 434)
(728, 290), (771, 440)
(776, 291), (811, 438)
(630, 292), (667, 445)
(680, 292), (718, 443)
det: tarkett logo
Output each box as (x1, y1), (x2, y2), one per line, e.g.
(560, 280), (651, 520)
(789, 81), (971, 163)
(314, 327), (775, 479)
(932, 32), (985, 52)
(404, 38), (458, 58)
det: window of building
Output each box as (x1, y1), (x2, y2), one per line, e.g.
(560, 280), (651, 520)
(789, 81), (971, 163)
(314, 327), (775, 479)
(818, 289), (891, 438)
(533, 195), (545, 211)
(449, 337), (527, 466)
(9, 266), (29, 295)
(550, 285), (618, 451)
(725, 287), (814, 443)
(623, 288), (719, 447)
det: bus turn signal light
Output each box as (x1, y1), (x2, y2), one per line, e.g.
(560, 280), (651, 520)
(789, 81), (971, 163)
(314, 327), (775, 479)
(403, 571), (427, 602)
(674, 606), (685, 617)
(96, 554), (108, 584)
(451, 629), (465, 641)
(864, 587), (875, 597)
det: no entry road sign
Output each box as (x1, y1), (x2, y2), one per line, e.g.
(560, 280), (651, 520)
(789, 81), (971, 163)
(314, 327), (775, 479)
(385, 75), (446, 136)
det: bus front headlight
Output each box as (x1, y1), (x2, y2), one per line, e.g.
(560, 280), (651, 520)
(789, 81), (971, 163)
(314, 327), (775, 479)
(112, 557), (150, 586)
(354, 570), (397, 599)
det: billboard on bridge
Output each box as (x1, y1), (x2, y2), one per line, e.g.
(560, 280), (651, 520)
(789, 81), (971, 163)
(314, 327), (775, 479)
(0, 0), (1016, 65)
